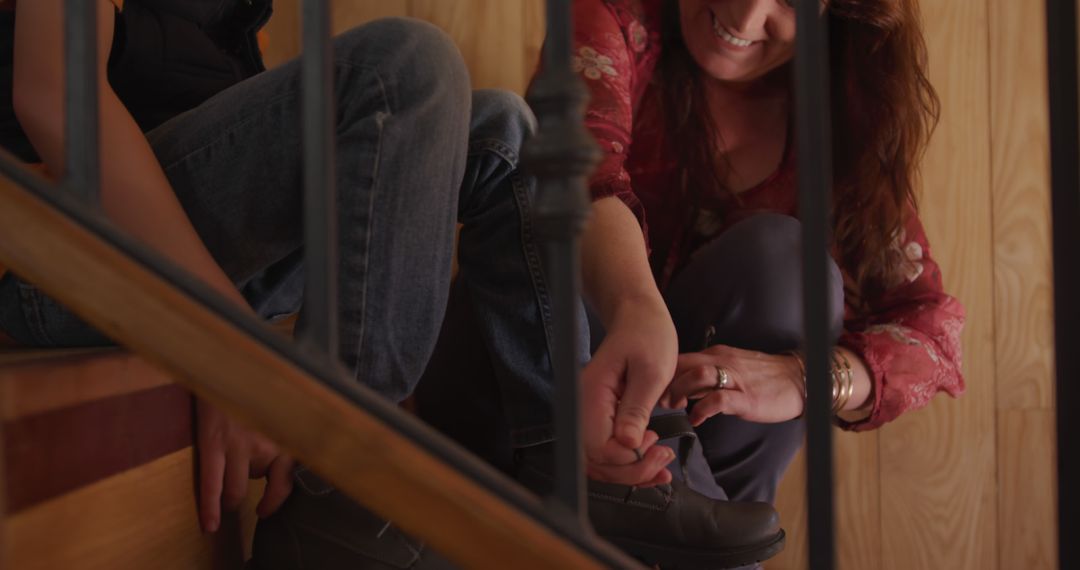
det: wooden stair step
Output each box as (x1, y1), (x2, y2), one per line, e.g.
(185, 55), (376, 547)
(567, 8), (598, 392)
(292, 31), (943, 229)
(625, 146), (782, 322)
(0, 349), (259, 570)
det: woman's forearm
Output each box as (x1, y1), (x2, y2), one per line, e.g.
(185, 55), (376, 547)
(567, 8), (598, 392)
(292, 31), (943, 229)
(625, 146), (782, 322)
(581, 197), (665, 325)
(13, 0), (248, 308)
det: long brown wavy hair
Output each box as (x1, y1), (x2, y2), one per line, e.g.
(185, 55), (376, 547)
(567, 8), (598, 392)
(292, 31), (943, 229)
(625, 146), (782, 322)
(659, 0), (940, 306)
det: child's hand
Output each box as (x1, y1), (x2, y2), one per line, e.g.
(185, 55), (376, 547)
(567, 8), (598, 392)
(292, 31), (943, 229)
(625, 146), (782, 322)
(195, 399), (295, 532)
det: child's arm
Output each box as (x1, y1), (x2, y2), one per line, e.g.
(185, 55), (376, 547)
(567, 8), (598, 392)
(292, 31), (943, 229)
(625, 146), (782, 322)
(13, 0), (296, 531)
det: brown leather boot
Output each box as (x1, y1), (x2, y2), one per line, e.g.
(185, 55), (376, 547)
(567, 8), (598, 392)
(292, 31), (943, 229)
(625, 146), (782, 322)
(514, 415), (785, 569)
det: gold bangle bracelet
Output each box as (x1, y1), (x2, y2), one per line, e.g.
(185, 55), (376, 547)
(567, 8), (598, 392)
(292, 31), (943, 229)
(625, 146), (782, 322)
(832, 349), (854, 413)
(792, 350), (859, 415)
(829, 351), (842, 412)
(789, 351), (808, 399)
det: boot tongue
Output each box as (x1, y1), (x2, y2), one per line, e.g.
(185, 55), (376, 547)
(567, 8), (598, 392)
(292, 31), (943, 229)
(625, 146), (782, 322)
(648, 412), (698, 481)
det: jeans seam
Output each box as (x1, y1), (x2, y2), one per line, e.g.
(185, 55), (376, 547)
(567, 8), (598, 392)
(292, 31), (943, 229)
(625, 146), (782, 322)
(341, 62), (391, 379)
(512, 173), (557, 373)
(512, 424), (556, 447)
(468, 138), (518, 165)
(470, 135), (556, 446)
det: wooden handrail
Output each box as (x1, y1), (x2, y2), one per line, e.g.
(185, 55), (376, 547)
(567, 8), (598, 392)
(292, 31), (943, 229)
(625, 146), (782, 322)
(0, 171), (633, 569)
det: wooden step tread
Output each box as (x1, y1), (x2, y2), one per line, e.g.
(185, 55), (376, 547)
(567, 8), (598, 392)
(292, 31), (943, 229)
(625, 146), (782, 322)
(1, 350), (173, 420)
(1, 350), (258, 569)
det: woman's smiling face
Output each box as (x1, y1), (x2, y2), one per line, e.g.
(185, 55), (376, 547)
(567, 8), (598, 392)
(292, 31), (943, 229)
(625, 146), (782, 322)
(678, 0), (799, 85)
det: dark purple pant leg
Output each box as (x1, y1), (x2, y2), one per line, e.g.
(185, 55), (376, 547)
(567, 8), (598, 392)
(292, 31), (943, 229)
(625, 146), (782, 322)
(663, 213), (844, 503)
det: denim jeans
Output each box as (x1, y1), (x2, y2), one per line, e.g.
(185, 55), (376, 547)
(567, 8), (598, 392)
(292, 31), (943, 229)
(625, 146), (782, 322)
(0, 18), (564, 443)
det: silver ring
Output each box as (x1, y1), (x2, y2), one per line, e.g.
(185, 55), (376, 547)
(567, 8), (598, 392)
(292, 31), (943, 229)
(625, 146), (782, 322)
(714, 366), (731, 390)
(633, 447), (644, 462)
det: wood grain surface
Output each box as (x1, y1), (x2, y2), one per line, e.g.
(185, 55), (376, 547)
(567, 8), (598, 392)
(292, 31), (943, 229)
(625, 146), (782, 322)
(997, 410), (1056, 569)
(988, 0), (1056, 412)
(411, 0), (529, 92)
(770, 446), (807, 569)
(833, 431), (882, 570)
(0, 351), (171, 420)
(3, 384), (192, 513)
(766, 431), (881, 570)
(988, 0), (1058, 566)
(262, 0), (544, 95)
(3, 448), (247, 570)
(330, 0), (409, 35)
(879, 0), (999, 568)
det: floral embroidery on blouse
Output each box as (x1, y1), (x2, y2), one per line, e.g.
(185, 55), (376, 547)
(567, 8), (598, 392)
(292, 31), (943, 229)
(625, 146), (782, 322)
(628, 20), (649, 52)
(886, 229), (926, 287)
(864, 323), (942, 365)
(572, 47), (619, 80)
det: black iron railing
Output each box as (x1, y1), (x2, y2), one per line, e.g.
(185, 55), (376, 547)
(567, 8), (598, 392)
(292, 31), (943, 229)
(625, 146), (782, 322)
(299, 0), (340, 360)
(1045, 0), (1079, 567)
(522, 0), (600, 527)
(794, 2), (837, 569)
(63, 0), (100, 204)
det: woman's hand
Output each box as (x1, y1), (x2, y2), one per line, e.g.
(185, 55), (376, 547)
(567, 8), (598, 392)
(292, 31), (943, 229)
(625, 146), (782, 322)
(196, 399), (296, 532)
(581, 296), (679, 487)
(660, 345), (806, 425)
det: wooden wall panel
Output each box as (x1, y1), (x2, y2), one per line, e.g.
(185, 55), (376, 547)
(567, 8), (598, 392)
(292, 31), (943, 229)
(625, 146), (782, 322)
(411, 0), (529, 93)
(264, 1), (540, 94)
(768, 431), (880, 570)
(262, 0), (411, 68)
(879, 0), (999, 568)
(834, 431), (881, 570)
(262, 0), (299, 69)
(770, 448), (807, 569)
(331, 0), (409, 36)
(997, 410), (1056, 569)
(988, 0), (1057, 566)
(522, 0), (546, 91)
(988, 0), (1055, 411)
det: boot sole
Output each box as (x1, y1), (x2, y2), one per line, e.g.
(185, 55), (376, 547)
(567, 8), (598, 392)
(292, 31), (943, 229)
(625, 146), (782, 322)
(607, 528), (786, 569)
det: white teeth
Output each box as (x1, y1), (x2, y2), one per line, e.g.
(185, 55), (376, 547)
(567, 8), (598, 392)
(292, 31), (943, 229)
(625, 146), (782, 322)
(711, 12), (754, 47)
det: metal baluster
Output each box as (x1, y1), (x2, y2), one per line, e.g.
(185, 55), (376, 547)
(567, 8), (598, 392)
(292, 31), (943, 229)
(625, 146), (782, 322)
(523, 0), (601, 525)
(794, 2), (836, 569)
(300, 0), (339, 361)
(1044, 0), (1080, 566)
(64, 0), (100, 204)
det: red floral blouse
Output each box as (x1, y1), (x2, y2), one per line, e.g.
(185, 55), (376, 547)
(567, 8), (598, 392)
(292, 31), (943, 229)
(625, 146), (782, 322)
(570, 0), (965, 430)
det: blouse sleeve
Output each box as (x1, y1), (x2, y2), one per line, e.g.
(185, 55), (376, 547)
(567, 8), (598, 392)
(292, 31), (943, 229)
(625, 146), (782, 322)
(571, 0), (649, 236)
(837, 207), (966, 431)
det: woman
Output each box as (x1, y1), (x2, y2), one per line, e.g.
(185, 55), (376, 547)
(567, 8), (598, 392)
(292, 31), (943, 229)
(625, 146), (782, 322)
(420, 0), (964, 523)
